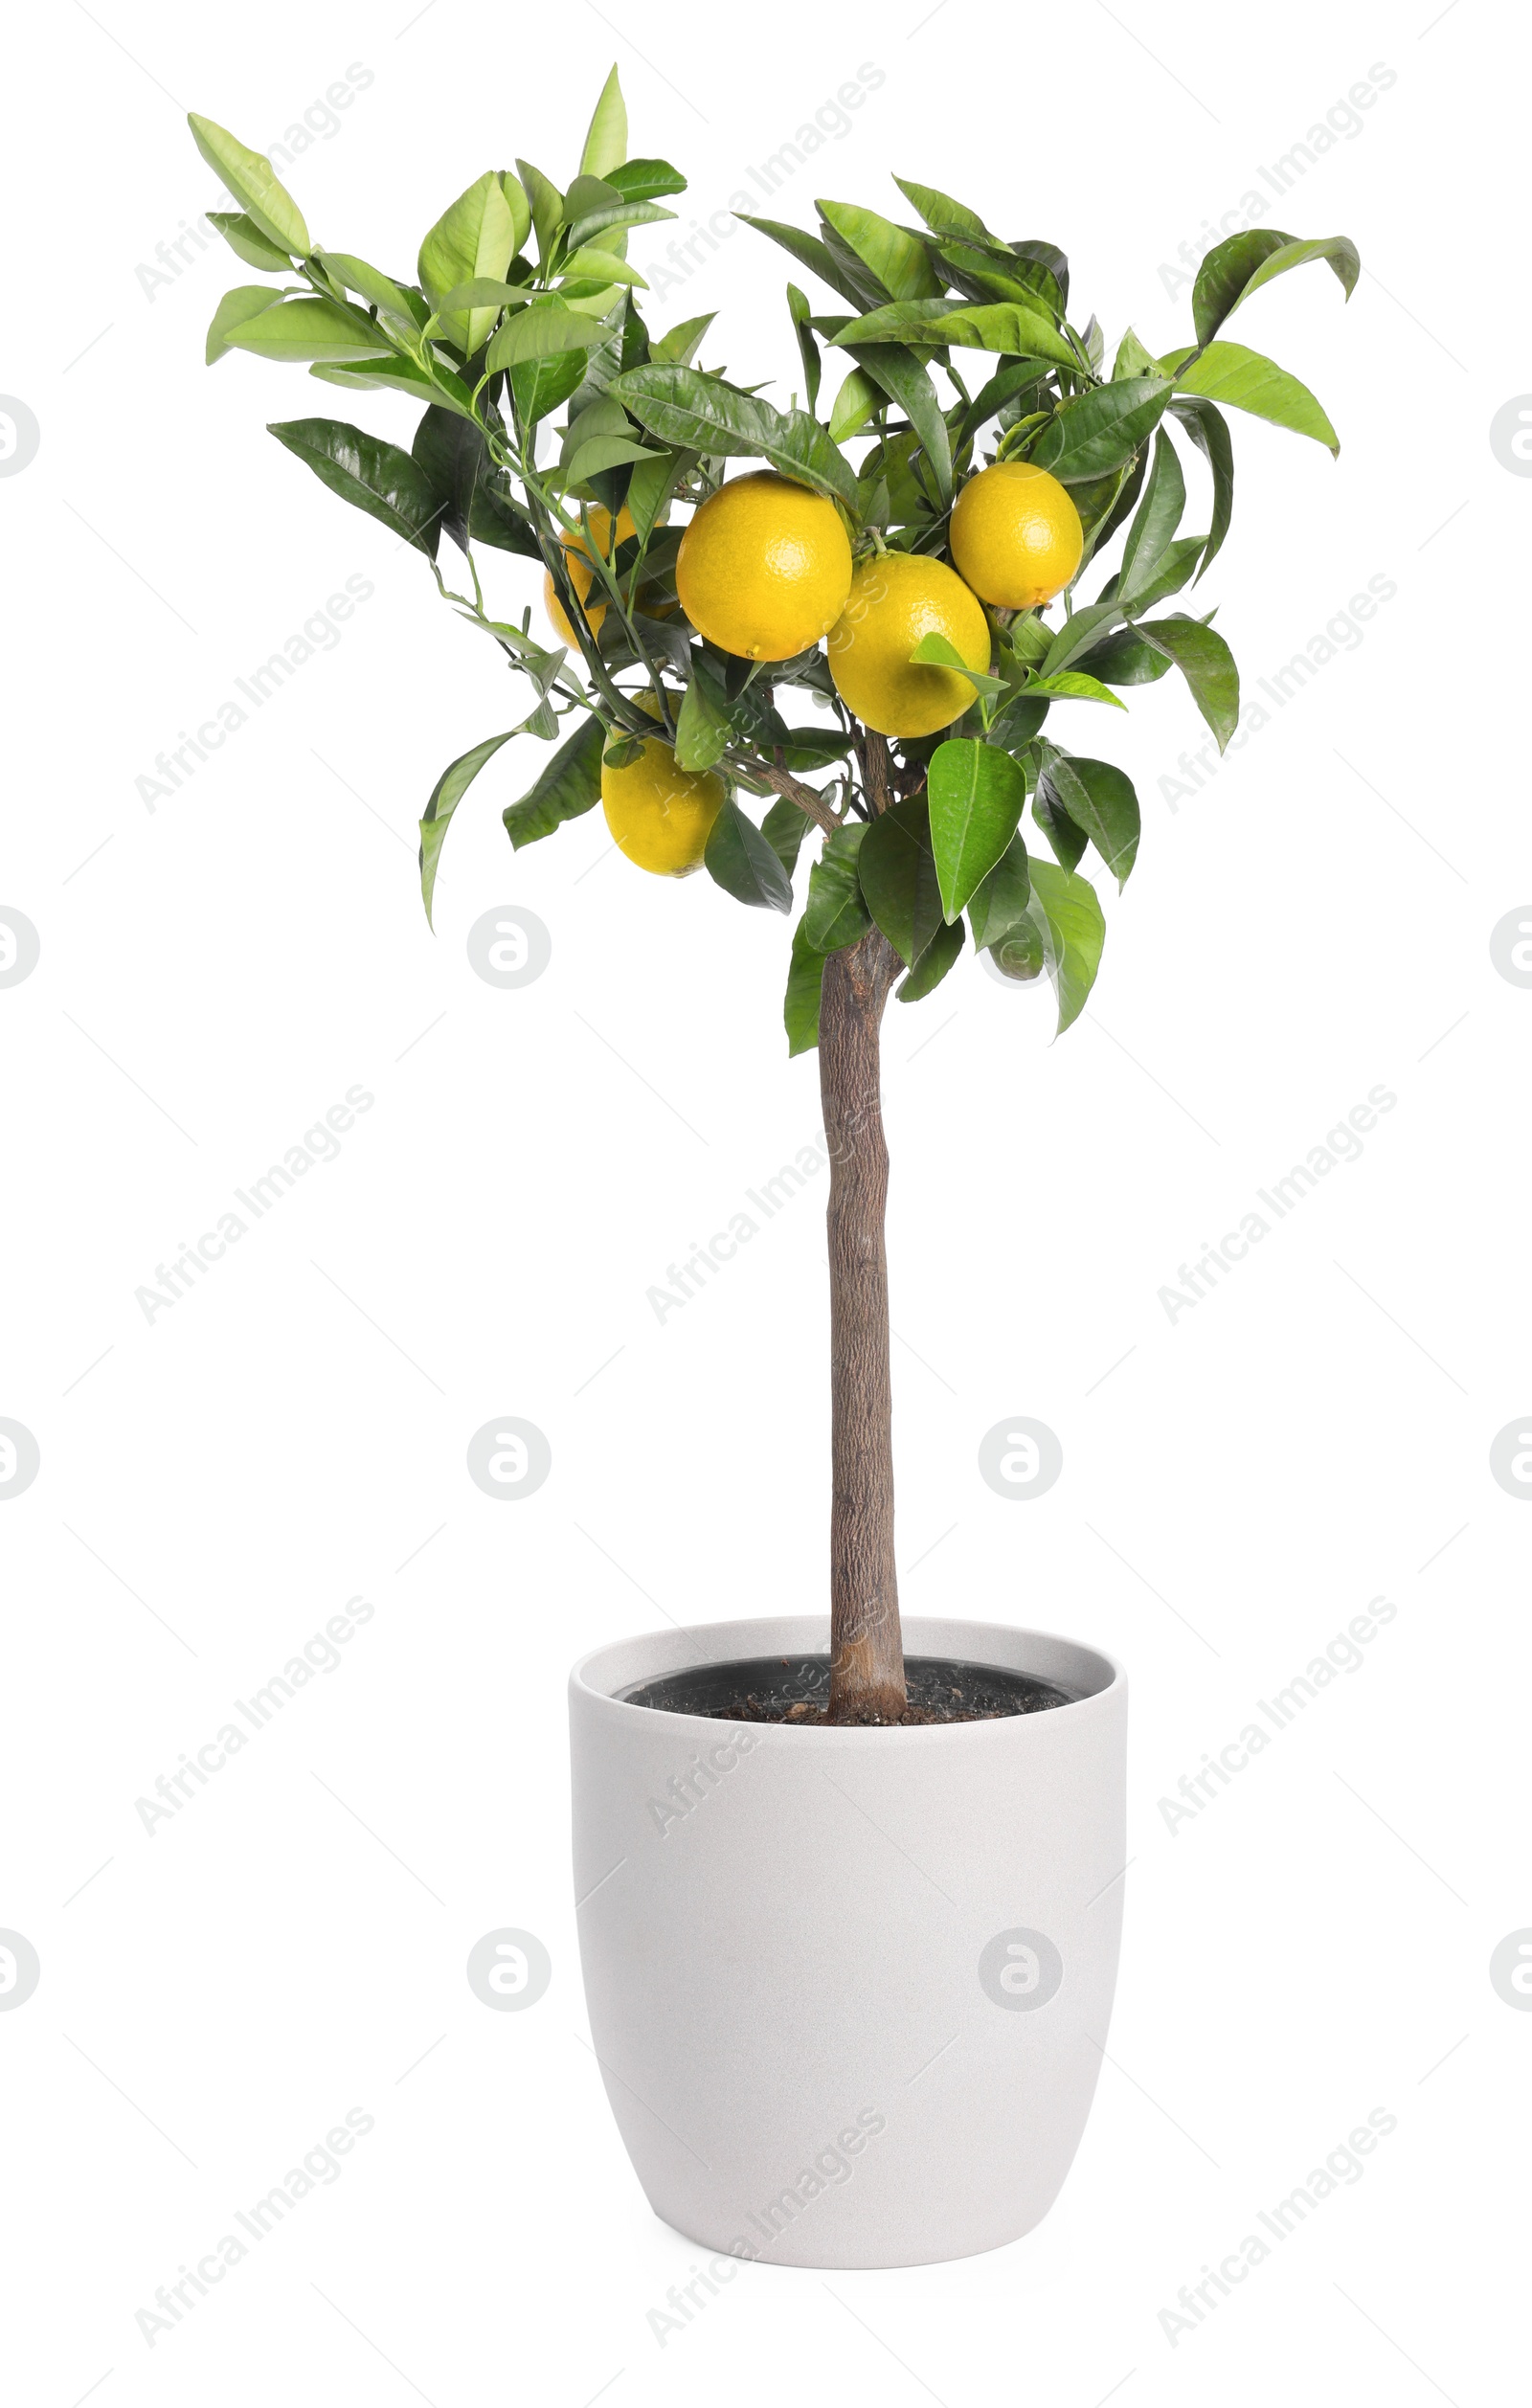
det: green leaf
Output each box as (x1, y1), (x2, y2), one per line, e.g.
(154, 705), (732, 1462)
(1138, 615), (1241, 751)
(1118, 427), (1186, 603)
(1072, 627), (1173, 686)
(987, 917), (1046, 981)
(564, 190), (678, 249)
(652, 312), (714, 365)
(207, 211), (291, 272)
(610, 364), (860, 509)
(858, 796), (942, 966)
(625, 447), (683, 541)
(267, 418), (444, 555)
(829, 366), (880, 441)
(564, 435), (661, 484)
(705, 799), (794, 912)
(892, 176), (989, 242)
(206, 284), (284, 366)
(1025, 858), (1106, 1033)
(1109, 533), (1205, 614)
(418, 731), (518, 926)
(510, 347), (590, 427)
(786, 282), (822, 416)
(845, 343), (952, 504)
(1164, 340), (1339, 455)
(560, 246), (647, 291)
(817, 199), (942, 302)
(319, 252), (420, 326)
(927, 739), (1028, 921)
(735, 214), (870, 311)
(431, 277), (529, 318)
(762, 797), (811, 877)
(225, 297), (381, 363)
(1025, 671), (1127, 709)
(412, 406), (539, 559)
(674, 656), (732, 774)
(785, 919), (826, 1055)
(1036, 750), (1140, 889)
(804, 821), (871, 952)
(1028, 377), (1173, 482)
(189, 114), (309, 257)
(516, 159), (564, 265)
(897, 916), (964, 1001)
(580, 64), (627, 179)
(418, 173), (517, 353)
(310, 354), (473, 419)
(966, 831), (1030, 951)
(910, 633), (1004, 702)
(1040, 600), (1126, 678)
(1167, 396), (1234, 578)
(1031, 782), (1086, 871)
(1113, 326), (1160, 381)
(607, 157), (687, 202)
(487, 304), (611, 371)
(831, 297), (1079, 371)
(503, 712), (607, 849)
(1192, 229), (1360, 348)
(987, 690), (1051, 753)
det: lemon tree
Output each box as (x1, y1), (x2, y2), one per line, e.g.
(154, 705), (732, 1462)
(190, 75), (1358, 1722)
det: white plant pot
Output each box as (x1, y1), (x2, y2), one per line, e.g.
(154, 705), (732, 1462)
(569, 1612), (1127, 2268)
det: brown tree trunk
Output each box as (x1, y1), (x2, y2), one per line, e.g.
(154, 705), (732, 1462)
(820, 924), (906, 1722)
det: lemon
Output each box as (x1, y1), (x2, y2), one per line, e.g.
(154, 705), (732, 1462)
(949, 461), (1083, 609)
(601, 735), (724, 876)
(676, 471), (853, 661)
(827, 554), (991, 738)
(543, 504), (636, 646)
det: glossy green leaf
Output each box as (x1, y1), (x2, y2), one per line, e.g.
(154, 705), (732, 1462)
(207, 211), (290, 272)
(784, 919), (826, 1055)
(804, 821), (871, 952)
(607, 157), (687, 202)
(1112, 325), (1160, 381)
(431, 277), (529, 318)
(858, 796), (942, 967)
(411, 406), (539, 558)
(762, 797), (812, 877)
(487, 304), (611, 371)
(206, 284), (284, 366)
(846, 343), (952, 504)
(561, 246), (647, 290)
(705, 800), (794, 912)
(1028, 377), (1173, 482)
(1072, 626), (1174, 686)
(624, 446), (683, 540)
(319, 252), (420, 326)
(1025, 671), (1127, 709)
(1192, 229), (1360, 348)
(897, 916), (965, 1001)
(831, 296), (1078, 370)
(1118, 427), (1186, 602)
(516, 159), (564, 264)
(909, 633), (1004, 702)
(674, 656), (732, 773)
(735, 214), (870, 311)
(189, 114), (309, 256)
(580, 64), (627, 178)
(817, 199), (942, 302)
(652, 312), (714, 365)
(1039, 600), (1126, 678)
(829, 366), (880, 441)
(225, 298), (379, 362)
(267, 417), (445, 555)
(610, 364), (860, 509)
(786, 282), (822, 416)
(418, 172), (517, 353)
(927, 738), (1027, 921)
(310, 354), (475, 418)
(509, 346), (589, 427)
(1025, 858), (1106, 1032)
(418, 731), (517, 925)
(892, 176), (989, 242)
(1164, 340), (1339, 455)
(987, 915), (1046, 982)
(1036, 750), (1139, 888)
(564, 435), (661, 484)
(1168, 396), (1235, 576)
(1111, 533), (1205, 614)
(1138, 615), (1241, 751)
(503, 711), (606, 848)
(1031, 781), (1086, 870)
(564, 190), (678, 249)
(966, 831), (1030, 951)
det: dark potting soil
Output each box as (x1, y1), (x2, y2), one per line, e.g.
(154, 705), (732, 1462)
(615, 1653), (1074, 1726)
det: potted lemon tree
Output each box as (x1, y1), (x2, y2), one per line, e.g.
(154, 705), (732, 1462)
(189, 74), (1356, 2265)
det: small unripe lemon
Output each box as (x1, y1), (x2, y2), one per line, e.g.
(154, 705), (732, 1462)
(827, 554), (991, 739)
(601, 736), (725, 876)
(543, 504), (637, 646)
(676, 470), (853, 661)
(949, 461), (1083, 609)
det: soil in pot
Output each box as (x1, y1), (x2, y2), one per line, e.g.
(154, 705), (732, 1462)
(615, 1652), (1073, 1726)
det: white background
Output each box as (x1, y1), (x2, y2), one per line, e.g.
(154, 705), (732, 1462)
(3, 0), (1528, 2400)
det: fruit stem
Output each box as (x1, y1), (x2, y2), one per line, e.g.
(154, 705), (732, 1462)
(821, 927), (906, 1725)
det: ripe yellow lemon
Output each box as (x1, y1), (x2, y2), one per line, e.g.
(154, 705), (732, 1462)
(543, 504), (636, 646)
(676, 471), (853, 661)
(827, 554), (991, 738)
(601, 735), (725, 876)
(949, 461), (1083, 609)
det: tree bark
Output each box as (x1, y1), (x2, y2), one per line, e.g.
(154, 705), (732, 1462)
(819, 925), (906, 1722)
